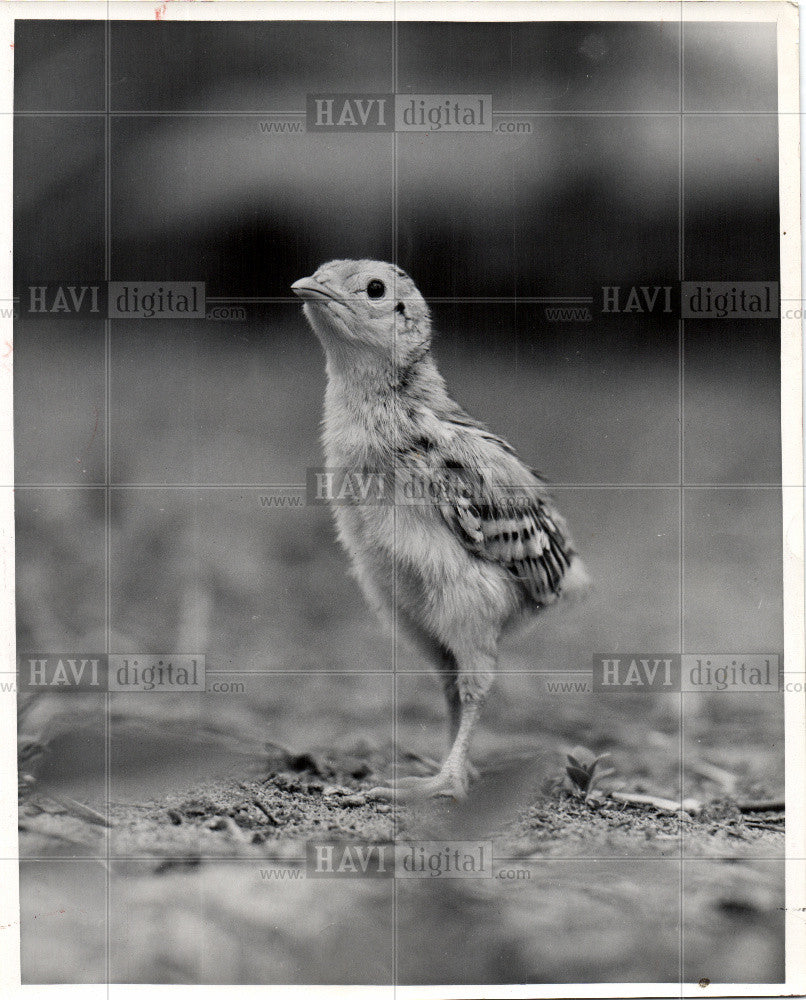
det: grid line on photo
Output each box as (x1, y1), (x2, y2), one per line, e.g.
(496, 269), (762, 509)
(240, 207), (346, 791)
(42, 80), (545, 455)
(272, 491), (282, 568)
(11, 852), (794, 863)
(678, 7), (686, 987)
(391, 9), (400, 987)
(7, 483), (800, 492)
(9, 110), (795, 116)
(3, 668), (805, 678)
(103, 11), (112, 997)
(7, 482), (799, 489)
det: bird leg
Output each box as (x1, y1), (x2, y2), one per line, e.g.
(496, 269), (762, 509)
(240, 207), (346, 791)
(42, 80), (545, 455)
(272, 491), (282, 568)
(366, 636), (496, 802)
(439, 648), (462, 746)
(441, 672), (481, 784)
(366, 693), (485, 802)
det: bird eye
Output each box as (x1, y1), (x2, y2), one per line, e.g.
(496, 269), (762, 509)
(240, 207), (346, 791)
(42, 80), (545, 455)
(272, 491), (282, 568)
(366, 279), (386, 299)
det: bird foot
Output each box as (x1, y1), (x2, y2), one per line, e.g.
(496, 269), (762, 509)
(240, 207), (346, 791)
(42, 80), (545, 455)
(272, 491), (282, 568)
(366, 768), (470, 803)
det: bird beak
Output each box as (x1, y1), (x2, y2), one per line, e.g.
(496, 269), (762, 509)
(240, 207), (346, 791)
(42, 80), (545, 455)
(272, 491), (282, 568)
(291, 276), (337, 303)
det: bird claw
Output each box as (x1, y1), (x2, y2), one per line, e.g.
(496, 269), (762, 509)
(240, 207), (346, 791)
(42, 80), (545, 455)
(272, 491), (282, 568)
(365, 770), (470, 803)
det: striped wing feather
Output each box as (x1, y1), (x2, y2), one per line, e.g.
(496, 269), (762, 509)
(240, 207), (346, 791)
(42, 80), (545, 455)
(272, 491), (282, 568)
(448, 484), (573, 605)
(424, 402), (576, 604)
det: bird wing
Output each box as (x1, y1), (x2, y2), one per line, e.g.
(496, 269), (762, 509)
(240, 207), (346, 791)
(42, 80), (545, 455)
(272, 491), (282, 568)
(437, 461), (575, 606)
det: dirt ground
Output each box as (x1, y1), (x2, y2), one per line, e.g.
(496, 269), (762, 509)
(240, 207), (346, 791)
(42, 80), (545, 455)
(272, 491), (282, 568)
(19, 738), (785, 986)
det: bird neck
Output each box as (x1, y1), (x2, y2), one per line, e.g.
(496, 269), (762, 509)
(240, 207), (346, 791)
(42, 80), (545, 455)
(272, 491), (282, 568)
(321, 348), (448, 467)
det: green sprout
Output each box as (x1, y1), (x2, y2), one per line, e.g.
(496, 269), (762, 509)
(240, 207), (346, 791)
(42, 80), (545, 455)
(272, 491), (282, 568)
(565, 746), (614, 800)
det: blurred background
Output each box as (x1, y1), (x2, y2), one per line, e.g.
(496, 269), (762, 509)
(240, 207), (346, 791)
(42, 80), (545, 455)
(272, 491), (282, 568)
(13, 16), (785, 986)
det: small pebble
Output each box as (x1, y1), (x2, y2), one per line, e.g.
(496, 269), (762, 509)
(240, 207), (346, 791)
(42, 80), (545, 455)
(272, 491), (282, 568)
(166, 809), (183, 825)
(323, 785), (350, 796)
(340, 794), (367, 807)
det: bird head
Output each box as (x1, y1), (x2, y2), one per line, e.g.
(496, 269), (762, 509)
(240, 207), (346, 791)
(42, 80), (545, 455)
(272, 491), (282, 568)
(291, 260), (431, 366)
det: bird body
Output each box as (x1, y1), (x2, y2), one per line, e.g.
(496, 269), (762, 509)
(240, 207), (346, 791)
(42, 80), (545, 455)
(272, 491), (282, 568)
(292, 260), (590, 799)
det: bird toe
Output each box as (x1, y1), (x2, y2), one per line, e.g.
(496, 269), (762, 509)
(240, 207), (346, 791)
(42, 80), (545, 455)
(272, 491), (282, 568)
(365, 770), (469, 803)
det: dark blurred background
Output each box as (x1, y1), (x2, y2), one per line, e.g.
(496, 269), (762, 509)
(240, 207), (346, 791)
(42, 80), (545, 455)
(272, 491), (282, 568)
(14, 21), (780, 293)
(13, 18), (785, 986)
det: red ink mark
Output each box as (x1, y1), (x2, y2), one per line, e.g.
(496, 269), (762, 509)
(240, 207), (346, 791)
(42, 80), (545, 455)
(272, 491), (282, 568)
(155, 0), (195, 18)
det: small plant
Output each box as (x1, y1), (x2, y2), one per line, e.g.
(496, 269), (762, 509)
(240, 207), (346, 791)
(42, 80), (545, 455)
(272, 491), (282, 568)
(565, 745), (614, 800)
